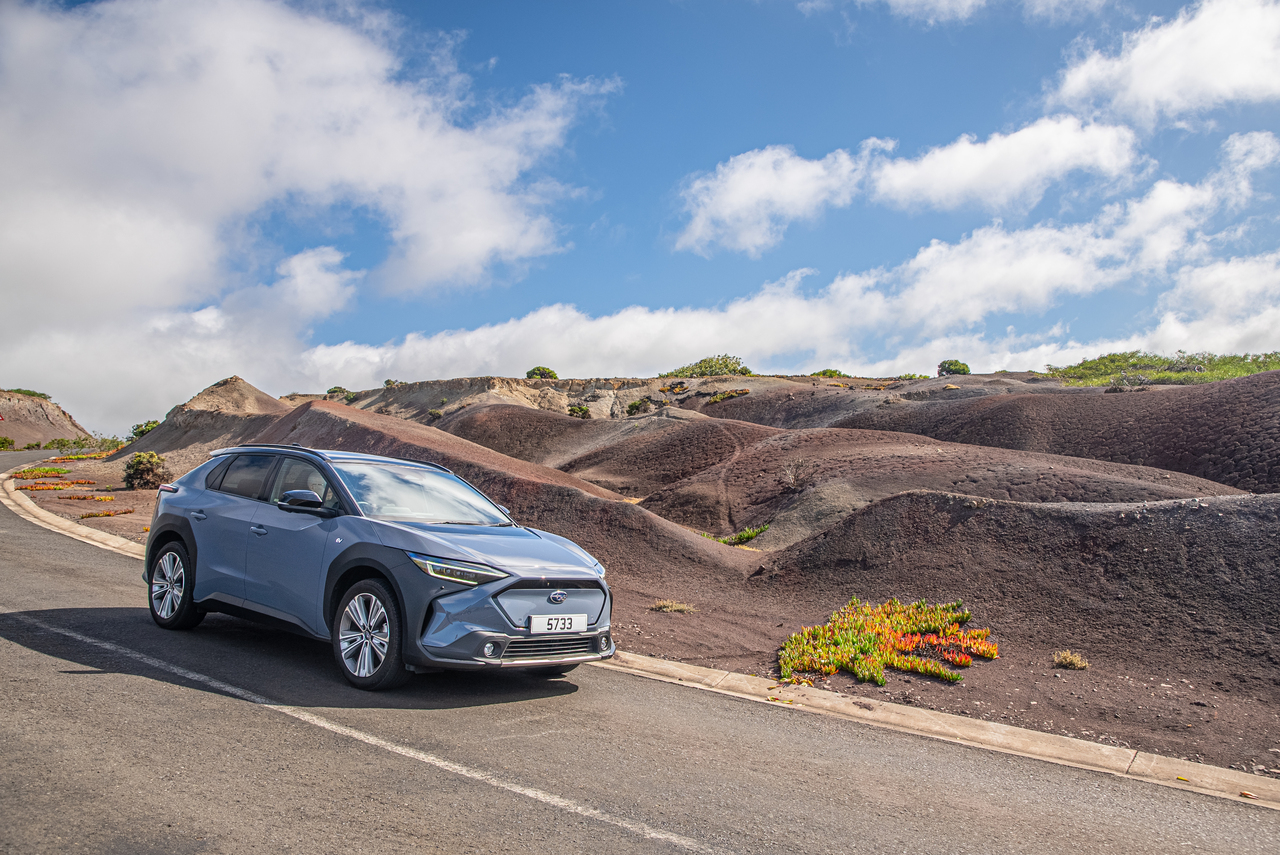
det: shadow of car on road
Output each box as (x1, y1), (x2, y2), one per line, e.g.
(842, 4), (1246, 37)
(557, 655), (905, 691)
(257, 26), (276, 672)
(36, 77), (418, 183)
(0, 608), (581, 711)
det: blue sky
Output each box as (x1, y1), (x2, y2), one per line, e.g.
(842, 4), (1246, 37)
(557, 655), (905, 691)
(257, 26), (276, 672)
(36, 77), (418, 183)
(3, 0), (1279, 433)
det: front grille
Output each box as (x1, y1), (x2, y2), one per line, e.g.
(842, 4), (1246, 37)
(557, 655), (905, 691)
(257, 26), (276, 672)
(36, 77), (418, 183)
(505, 579), (604, 591)
(502, 637), (596, 660)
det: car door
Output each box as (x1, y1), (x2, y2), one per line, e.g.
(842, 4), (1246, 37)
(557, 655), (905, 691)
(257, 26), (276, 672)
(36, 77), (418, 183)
(190, 453), (276, 604)
(243, 457), (341, 636)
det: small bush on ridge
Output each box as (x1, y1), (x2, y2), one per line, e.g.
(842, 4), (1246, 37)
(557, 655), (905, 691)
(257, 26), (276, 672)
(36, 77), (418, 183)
(660, 354), (752, 378)
(810, 368), (850, 378)
(526, 366), (558, 380)
(937, 359), (970, 377)
(123, 452), (172, 490)
(3, 388), (50, 399)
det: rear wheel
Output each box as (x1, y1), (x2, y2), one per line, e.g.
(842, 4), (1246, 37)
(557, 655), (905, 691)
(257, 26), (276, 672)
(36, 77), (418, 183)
(332, 579), (410, 690)
(148, 542), (204, 630)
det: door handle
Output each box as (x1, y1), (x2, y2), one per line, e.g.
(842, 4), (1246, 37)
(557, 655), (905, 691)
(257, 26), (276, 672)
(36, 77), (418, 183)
(249, 525), (268, 536)
(191, 511), (207, 521)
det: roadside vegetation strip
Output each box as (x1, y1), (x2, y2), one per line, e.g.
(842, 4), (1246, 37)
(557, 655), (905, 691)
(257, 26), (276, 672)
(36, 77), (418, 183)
(779, 598), (998, 686)
(0, 473), (145, 560)
(5, 612), (727, 855)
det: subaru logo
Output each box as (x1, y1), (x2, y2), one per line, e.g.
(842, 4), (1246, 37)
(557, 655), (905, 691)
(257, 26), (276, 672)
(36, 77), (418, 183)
(548, 590), (568, 604)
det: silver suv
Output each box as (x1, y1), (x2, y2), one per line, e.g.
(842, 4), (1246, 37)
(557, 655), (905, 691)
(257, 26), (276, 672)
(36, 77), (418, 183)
(145, 445), (613, 689)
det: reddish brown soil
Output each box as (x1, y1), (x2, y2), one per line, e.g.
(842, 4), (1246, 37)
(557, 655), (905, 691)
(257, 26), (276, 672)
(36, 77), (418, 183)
(0, 390), (91, 448)
(638, 426), (1240, 542)
(713, 371), (1280, 493)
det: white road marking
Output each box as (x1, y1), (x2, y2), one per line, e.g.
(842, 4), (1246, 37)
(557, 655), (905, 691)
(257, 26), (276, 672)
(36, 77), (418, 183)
(11, 613), (724, 855)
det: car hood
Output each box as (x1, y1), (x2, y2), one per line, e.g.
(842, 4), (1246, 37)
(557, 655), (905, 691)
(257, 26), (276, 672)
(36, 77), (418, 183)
(370, 520), (603, 578)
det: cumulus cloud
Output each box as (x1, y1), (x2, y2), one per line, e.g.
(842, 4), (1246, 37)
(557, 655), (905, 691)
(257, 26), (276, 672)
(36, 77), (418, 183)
(674, 142), (886, 257)
(676, 117), (1139, 255)
(870, 116), (1139, 210)
(0, 0), (613, 325)
(1054, 0), (1280, 125)
(307, 133), (1278, 389)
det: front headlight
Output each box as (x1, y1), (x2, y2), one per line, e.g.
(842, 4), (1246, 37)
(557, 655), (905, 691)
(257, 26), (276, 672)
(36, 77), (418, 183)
(408, 553), (509, 586)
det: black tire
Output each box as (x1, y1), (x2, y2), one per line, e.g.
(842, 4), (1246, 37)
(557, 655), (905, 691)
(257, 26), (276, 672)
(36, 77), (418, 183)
(529, 664), (579, 677)
(147, 541), (204, 630)
(332, 578), (410, 690)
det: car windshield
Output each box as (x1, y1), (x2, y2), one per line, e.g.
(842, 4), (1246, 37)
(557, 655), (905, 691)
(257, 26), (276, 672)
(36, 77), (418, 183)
(331, 462), (510, 525)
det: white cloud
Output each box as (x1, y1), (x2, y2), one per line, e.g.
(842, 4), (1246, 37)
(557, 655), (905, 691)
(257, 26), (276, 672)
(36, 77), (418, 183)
(1054, 0), (1280, 125)
(0, 0), (613, 327)
(674, 142), (885, 257)
(676, 117), (1139, 255)
(870, 116), (1138, 210)
(801, 0), (1108, 25)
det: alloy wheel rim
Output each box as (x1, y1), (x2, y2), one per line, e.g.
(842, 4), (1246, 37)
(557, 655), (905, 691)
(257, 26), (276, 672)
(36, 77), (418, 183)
(150, 552), (184, 619)
(339, 593), (389, 678)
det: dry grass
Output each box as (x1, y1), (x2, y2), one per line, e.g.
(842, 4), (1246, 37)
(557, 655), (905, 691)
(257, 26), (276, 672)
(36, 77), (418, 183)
(650, 599), (697, 614)
(1053, 649), (1089, 670)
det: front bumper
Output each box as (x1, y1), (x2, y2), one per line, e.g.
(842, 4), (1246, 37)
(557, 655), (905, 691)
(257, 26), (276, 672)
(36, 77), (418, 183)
(407, 576), (614, 671)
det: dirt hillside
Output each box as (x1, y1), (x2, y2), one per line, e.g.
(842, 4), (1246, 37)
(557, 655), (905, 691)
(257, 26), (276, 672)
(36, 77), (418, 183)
(108, 376), (293, 475)
(0, 390), (91, 448)
(637, 427), (1244, 546)
(712, 371), (1280, 493)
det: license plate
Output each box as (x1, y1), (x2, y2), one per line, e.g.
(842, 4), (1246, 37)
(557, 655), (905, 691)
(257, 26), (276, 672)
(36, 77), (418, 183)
(530, 614), (587, 634)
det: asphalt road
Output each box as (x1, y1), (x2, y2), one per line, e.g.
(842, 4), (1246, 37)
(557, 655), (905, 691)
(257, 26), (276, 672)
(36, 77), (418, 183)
(1, 488), (1277, 854)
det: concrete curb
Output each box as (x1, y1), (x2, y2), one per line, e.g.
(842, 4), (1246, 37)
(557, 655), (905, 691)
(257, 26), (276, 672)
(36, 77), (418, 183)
(4, 458), (1274, 811)
(0, 462), (146, 560)
(591, 652), (1280, 811)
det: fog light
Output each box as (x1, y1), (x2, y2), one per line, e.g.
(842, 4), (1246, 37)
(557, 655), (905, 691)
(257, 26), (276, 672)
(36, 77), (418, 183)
(597, 633), (611, 653)
(483, 641), (498, 658)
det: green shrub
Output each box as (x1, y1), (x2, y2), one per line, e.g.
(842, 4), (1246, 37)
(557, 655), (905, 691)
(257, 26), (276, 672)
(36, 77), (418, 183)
(43, 438), (73, 452)
(326, 386), (349, 396)
(568, 405), (591, 419)
(937, 359), (970, 377)
(0, 436), (13, 450)
(2, 388), (50, 399)
(123, 451), (172, 490)
(383, 379), (402, 388)
(526, 366), (558, 380)
(94, 436), (126, 453)
(130, 420), (160, 440)
(895, 373), (928, 380)
(344, 392), (358, 403)
(428, 409), (443, 420)
(1045, 350), (1280, 386)
(700, 524), (769, 546)
(627, 399), (653, 416)
(660, 354), (752, 378)
(810, 368), (850, 378)
(21, 442), (40, 450)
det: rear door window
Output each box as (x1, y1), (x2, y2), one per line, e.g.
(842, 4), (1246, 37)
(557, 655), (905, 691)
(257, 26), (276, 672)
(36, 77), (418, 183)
(215, 454), (276, 500)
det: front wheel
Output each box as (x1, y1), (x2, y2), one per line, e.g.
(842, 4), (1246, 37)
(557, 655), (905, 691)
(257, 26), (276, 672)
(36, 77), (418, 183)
(332, 579), (410, 690)
(148, 542), (204, 630)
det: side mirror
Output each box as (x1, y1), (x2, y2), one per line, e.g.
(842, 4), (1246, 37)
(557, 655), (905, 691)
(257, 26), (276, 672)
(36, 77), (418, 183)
(278, 490), (338, 517)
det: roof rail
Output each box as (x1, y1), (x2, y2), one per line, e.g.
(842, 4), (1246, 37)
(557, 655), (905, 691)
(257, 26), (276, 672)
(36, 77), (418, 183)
(220, 443), (453, 473)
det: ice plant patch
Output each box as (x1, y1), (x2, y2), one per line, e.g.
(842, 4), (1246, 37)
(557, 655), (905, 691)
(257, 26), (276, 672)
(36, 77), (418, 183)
(79, 509), (133, 519)
(779, 598), (998, 685)
(12, 468), (69, 479)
